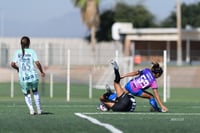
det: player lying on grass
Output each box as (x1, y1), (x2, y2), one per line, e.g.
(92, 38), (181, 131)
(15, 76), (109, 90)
(98, 61), (136, 112)
(117, 60), (168, 112)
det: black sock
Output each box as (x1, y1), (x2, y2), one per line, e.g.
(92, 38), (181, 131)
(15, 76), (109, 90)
(114, 68), (120, 83)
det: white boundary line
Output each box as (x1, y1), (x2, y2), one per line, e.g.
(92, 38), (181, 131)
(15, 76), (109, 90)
(75, 113), (123, 133)
(82, 112), (200, 116)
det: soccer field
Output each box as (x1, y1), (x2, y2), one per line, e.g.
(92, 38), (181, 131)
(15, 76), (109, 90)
(0, 83), (200, 133)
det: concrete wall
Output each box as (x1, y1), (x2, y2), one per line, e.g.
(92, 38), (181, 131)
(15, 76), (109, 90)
(0, 38), (122, 67)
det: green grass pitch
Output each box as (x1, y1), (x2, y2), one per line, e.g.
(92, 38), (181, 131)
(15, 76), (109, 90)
(0, 82), (200, 133)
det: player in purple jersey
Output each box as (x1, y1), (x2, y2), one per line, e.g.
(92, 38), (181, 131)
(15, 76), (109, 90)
(118, 60), (168, 112)
(98, 62), (136, 112)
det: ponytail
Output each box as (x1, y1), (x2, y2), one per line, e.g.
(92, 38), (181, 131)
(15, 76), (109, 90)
(21, 46), (25, 57)
(151, 62), (163, 76)
(151, 62), (160, 69)
(20, 36), (30, 57)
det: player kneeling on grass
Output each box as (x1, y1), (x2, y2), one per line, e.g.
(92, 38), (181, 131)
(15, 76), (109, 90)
(119, 60), (168, 112)
(98, 61), (136, 112)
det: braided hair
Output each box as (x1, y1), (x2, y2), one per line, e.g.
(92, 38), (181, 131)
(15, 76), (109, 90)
(20, 36), (30, 57)
(151, 62), (163, 77)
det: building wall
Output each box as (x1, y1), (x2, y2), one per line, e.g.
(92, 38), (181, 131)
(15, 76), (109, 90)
(133, 40), (200, 63)
(0, 38), (122, 67)
(1, 38), (200, 88)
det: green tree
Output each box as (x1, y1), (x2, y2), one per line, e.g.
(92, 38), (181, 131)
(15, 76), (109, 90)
(161, 2), (200, 28)
(96, 10), (115, 42)
(72, 0), (100, 50)
(96, 2), (156, 42)
(114, 2), (156, 28)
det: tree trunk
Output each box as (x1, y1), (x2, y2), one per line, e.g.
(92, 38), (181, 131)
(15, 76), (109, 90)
(91, 26), (96, 51)
(124, 37), (131, 56)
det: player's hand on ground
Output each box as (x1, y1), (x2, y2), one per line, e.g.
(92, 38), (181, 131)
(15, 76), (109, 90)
(161, 105), (168, 112)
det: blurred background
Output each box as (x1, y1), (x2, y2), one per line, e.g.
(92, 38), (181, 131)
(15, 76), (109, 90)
(0, 0), (200, 96)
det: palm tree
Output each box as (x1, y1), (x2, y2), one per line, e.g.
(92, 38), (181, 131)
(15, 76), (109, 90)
(72, 0), (100, 51)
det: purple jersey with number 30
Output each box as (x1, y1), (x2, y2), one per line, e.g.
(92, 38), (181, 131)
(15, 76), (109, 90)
(126, 68), (158, 93)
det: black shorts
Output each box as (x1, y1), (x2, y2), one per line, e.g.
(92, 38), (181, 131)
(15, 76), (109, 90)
(111, 93), (133, 112)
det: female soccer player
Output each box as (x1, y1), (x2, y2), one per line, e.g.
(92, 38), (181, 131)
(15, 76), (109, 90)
(114, 60), (168, 112)
(98, 61), (136, 112)
(11, 36), (45, 115)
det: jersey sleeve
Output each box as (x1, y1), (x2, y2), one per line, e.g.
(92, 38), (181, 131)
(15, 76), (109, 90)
(31, 50), (38, 61)
(138, 69), (143, 75)
(151, 80), (158, 89)
(12, 51), (19, 63)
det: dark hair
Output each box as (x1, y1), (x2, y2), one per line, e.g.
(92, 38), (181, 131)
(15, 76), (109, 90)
(151, 62), (163, 76)
(21, 36), (30, 57)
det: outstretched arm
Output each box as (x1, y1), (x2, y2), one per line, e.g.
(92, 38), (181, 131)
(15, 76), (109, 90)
(11, 62), (19, 72)
(152, 89), (168, 112)
(120, 71), (139, 79)
(35, 61), (45, 77)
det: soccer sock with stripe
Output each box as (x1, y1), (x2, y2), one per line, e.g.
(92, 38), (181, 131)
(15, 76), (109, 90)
(149, 98), (160, 111)
(25, 94), (34, 112)
(33, 91), (41, 112)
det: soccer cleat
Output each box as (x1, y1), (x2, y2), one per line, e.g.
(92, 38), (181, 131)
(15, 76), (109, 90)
(37, 109), (42, 115)
(30, 109), (35, 115)
(110, 59), (119, 70)
(105, 84), (112, 93)
(97, 103), (109, 112)
(99, 103), (109, 112)
(150, 107), (161, 112)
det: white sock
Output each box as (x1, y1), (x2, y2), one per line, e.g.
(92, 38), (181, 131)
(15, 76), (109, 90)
(33, 91), (41, 112)
(25, 94), (34, 111)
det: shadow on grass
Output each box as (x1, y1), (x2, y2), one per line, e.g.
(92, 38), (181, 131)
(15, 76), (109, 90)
(40, 111), (54, 115)
(29, 112), (54, 115)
